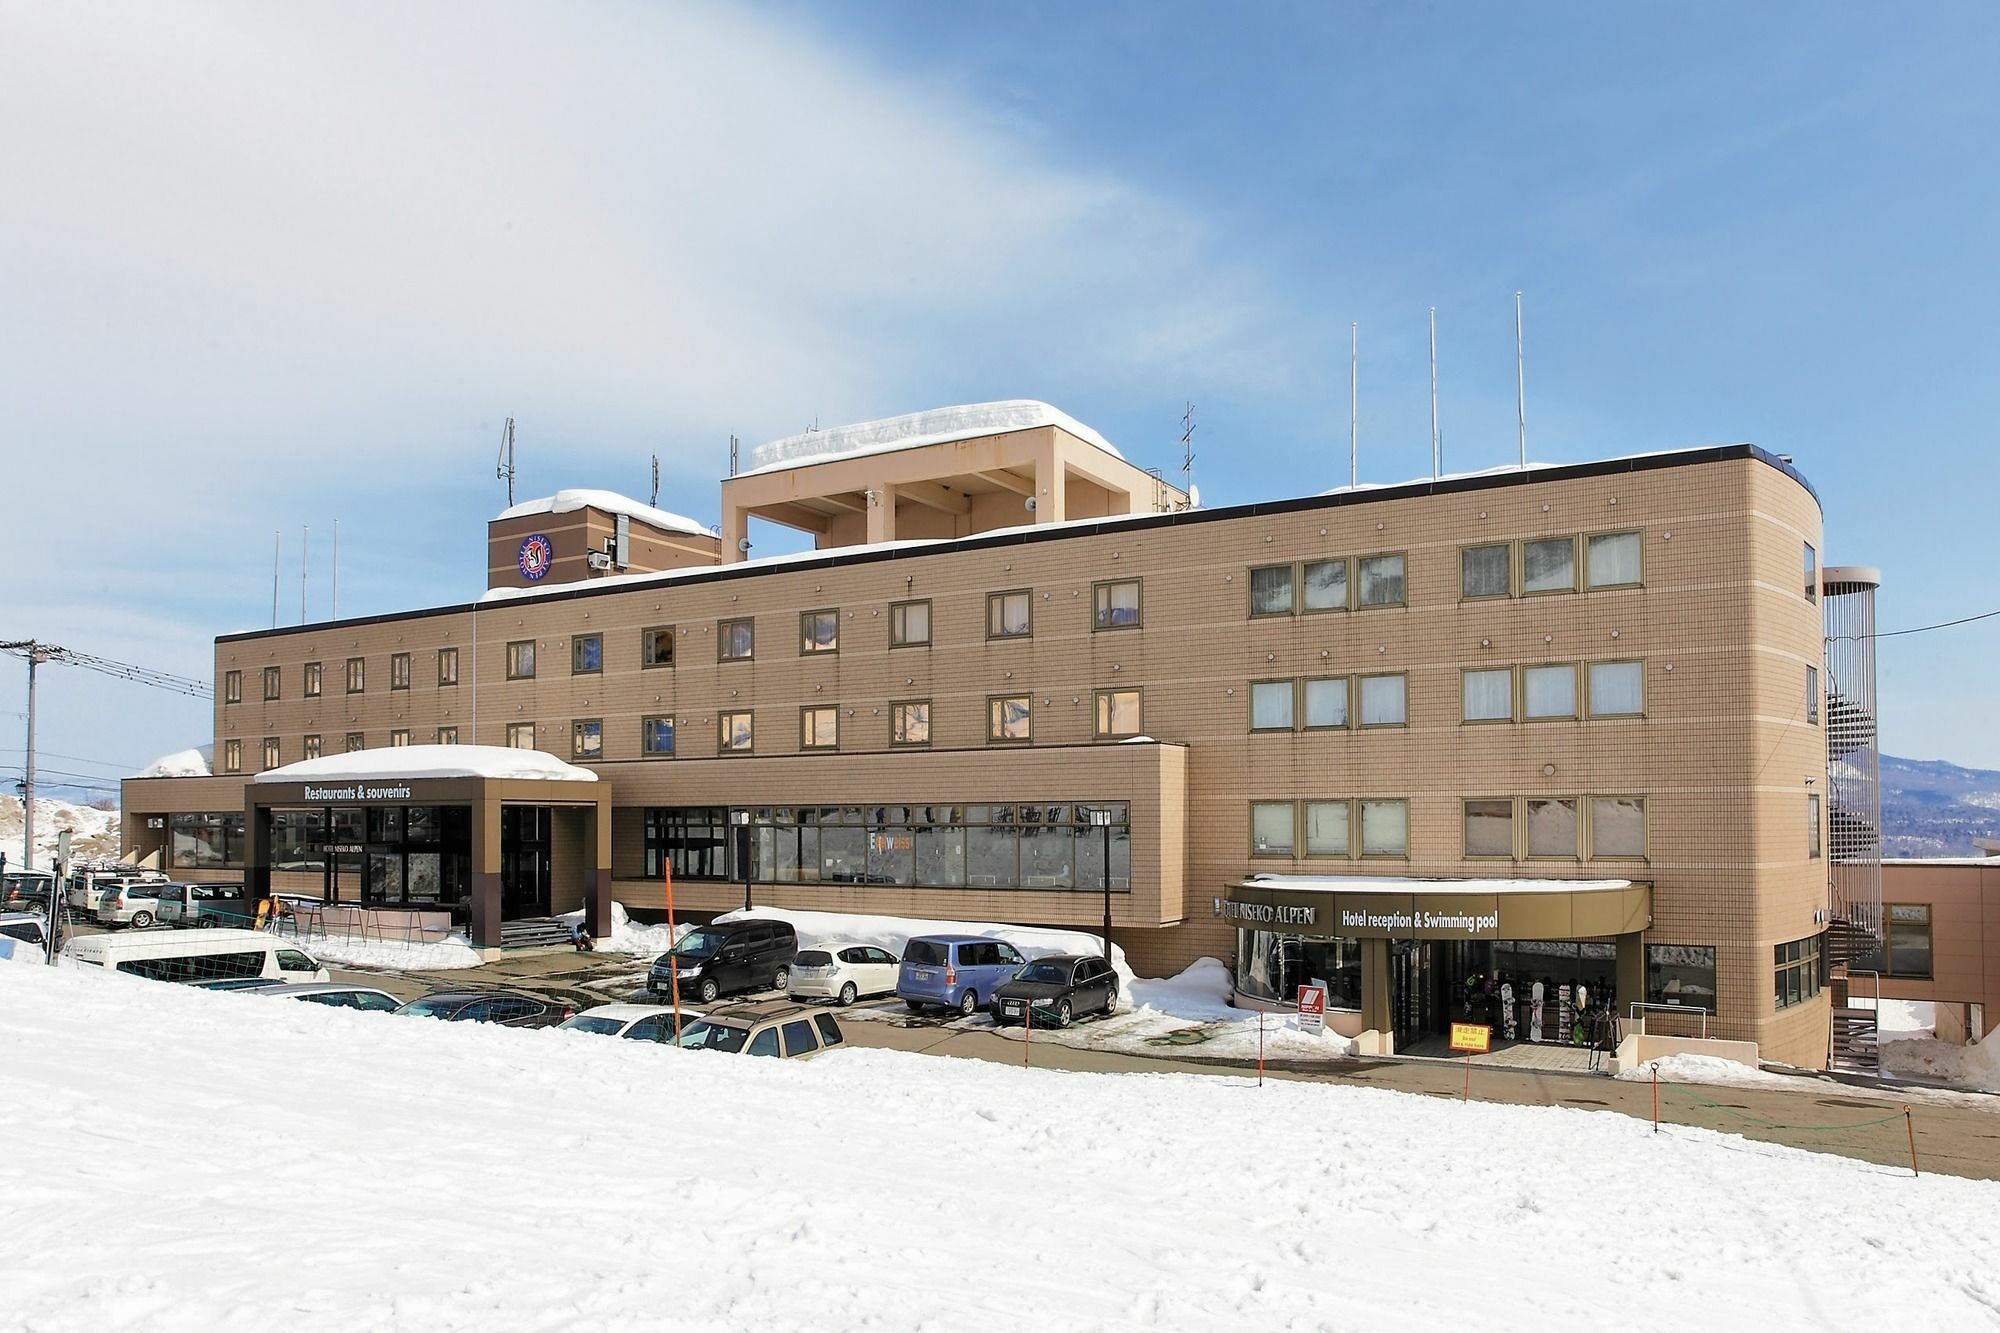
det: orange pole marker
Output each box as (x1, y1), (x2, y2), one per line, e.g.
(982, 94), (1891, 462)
(1257, 1007), (1266, 1087)
(1905, 1106), (1919, 1177)
(1023, 995), (1032, 1067)
(1652, 1062), (1660, 1133)
(664, 861), (683, 1043)
(1463, 1053), (1472, 1103)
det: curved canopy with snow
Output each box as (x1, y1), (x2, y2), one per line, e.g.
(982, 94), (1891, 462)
(742, 400), (1123, 476)
(496, 489), (710, 539)
(253, 744), (599, 784)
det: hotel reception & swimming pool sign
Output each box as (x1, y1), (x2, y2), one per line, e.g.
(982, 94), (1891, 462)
(1223, 876), (1651, 942)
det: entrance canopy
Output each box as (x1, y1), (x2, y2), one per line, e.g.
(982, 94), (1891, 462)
(1225, 873), (1650, 940)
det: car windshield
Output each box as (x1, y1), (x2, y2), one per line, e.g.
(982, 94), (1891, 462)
(560, 1015), (626, 1036)
(675, 1021), (750, 1053)
(671, 929), (725, 960)
(397, 996), (467, 1018)
(903, 940), (947, 967)
(1017, 962), (1071, 984)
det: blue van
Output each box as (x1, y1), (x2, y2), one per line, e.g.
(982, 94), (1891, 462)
(897, 935), (1027, 1017)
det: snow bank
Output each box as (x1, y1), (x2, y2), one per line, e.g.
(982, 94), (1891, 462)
(283, 930), (485, 972)
(1615, 1053), (1801, 1089)
(554, 901), (689, 956)
(1881, 1033), (2000, 1093)
(0, 795), (121, 871)
(134, 744), (212, 778)
(1044, 957), (1355, 1059)
(7, 960), (2000, 1331)
(254, 744), (598, 784)
(742, 400), (1123, 476)
(497, 488), (710, 538)
(712, 905), (1131, 982)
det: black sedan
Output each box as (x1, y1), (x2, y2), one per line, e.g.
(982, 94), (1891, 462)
(391, 991), (573, 1028)
(989, 954), (1119, 1027)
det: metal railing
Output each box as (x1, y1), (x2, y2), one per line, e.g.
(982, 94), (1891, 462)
(1627, 1001), (1710, 1039)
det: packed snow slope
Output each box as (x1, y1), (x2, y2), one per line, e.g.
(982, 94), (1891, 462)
(0, 794), (119, 869)
(5, 964), (2000, 1332)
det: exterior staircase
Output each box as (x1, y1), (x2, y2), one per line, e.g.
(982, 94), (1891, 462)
(1829, 1007), (1881, 1074)
(499, 917), (576, 950)
(1825, 914), (1884, 1075)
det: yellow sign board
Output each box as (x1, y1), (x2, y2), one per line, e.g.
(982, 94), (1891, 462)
(1449, 1023), (1492, 1054)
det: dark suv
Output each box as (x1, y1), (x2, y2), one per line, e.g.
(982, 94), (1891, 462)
(650, 918), (799, 1004)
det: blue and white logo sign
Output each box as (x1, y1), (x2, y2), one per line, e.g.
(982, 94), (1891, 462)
(518, 533), (554, 581)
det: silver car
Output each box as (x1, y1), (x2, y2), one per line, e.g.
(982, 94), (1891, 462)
(95, 881), (179, 929)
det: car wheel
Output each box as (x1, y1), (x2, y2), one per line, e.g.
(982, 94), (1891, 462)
(1054, 998), (1072, 1024)
(770, 965), (789, 993)
(130, 910), (155, 929)
(1104, 986), (1119, 1016)
(698, 977), (720, 1004)
(905, 1000), (927, 1014)
(838, 982), (857, 1007)
(957, 989), (978, 1018)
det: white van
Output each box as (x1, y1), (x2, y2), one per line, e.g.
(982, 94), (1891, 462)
(63, 928), (329, 985)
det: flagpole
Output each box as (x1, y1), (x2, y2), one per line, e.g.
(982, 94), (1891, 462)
(1349, 322), (1358, 489)
(1515, 291), (1527, 468)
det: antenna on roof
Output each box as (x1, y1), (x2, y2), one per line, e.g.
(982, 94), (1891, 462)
(1180, 401), (1196, 498)
(1349, 323), (1359, 489)
(496, 417), (517, 505)
(651, 454), (661, 506)
(271, 530), (281, 630)
(1515, 291), (1528, 469)
(728, 434), (740, 477)
(331, 518), (340, 621)
(301, 525), (309, 624)
(1428, 307), (1441, 480)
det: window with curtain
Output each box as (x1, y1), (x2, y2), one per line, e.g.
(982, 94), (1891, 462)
(1250, 802), (1294, 856)
(1590, 796), (1646, 858)
(1356, 554), (1405, 606)
(1304, 801), (1350, 857)
(1250, 680), (1295, 730)
(1524, 664), (1576, 718)
(891, 700), (930, 746)
(1587, 661), (1644, 716)
(1586, 531), (1642, 588)
(1524, 538), (1576, 593)
(1249, 564), (1294, 616)
(800, 610), (839, 654)
(1303, 677), (1348, 728)
(890, 601), (931, 646)
(1462, 668), (1513, 722)
(1527, 798), (1579, 857)
(1094, 580), (1141, 628)
(1095, 689), (1142, 738)
(1359, 800), (1408, 856)
(987, 590), (1032, 638)
(801, 707), (837, 749)
(1302, 559), (1347, 611)
(1463, 799), (1513, 856)
(1358, 674), (1406, 726)
(719, 619), (754, 660)
(720, 711), (754, 752)
(1461, 544), (1511, 598)
(988, 695), (1031, 742)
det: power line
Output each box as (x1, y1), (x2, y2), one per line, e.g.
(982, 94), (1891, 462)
(1873, 607), (2000, 639)
(0, 641), (211, 699)
(0, 748), (143, 773)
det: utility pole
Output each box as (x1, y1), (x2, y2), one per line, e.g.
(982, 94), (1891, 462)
(22, 645), (42, 871)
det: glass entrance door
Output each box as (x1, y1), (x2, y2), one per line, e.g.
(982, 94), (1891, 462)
(1390, 941), (1435, 1050)
(500, 806), (552, 919)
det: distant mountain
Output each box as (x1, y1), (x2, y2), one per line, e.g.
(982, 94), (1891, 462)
(1879, 755), (2000, 857)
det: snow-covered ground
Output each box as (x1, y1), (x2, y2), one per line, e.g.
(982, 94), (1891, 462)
(0, 794), (120, 870)
(556, 900), (688, 956)
(284, 930), (487, 972)
(6, 961), (2000, 1330)
(1615, 1052), (1803, 1089)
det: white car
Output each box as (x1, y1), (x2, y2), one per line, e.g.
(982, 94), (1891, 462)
(557, 1003), (706, 1042)
(787, 942), (900, 1006)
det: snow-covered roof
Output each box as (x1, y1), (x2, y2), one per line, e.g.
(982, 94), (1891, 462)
(497, 489), (711, 539)
(1242, 873), (1635, 896)
(254, 744), (599, 784)
(134, 745), (213, 779)
(740, 400), (1124, 477)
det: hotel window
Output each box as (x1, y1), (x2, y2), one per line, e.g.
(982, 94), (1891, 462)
(1094, 579), (1142, 629)
(1303, 677), (1349, 729)
(304, 661), (322, 698)
(438, 647), (459, 686)
(890, 600), (931, 647)
(303, 733), (322, 760)
(801, 706), (838, 750)
(571, 634), (603, 674)
(389, 652), (411, 690)
(1808, 792), (1822, 858)
(1886, 904), (1932, 978)
(720, 710), (754, 753)
(261, 737), (280, 770)
(1524, 537), (1576, 594)
(435, 726), (458, 746)
(1302, 559), (1348, 612)
(1461, 544), (1511, 599)
(800, 609), (839, 655)
(1304, 800), (1351, 857)
(642, 626), (676, 668)
(718, 618), (754, 661)
(1647, 945), (1718, 1013)
(1463, 799), (1513, 857)
(505, 641), (536, 679)
(1248, 564), (1294, 617)
(1358, 673), (1406, 727)
(345, 732), (365, 753)
(1250, 801), (1295, 856)
(641, 715), (675, 757)
(222, 739), (242, 772)
(1775, 936), (1824, 1009)
(1524, 663), (1577, 719)
(1462, 668), (1513, 722)
(1585, 531), (1642, 588)
(1804, 542), (1818, 602)
(224, 670), (242, 704)
(1527, 797), (1579, 858)
(891, 700), (931, 747)
(1249, 679), (1295, 731)
(1589, 797), (1646, 859)
(1806, 665), (1820, 725)
(346, 657), (366, 693)
(390, 728), (411, 748)
(1356, 554), (1405, 607)
(262, 666), (281, 701)
(506, 722), (535, 750)
(1587, 660), (1644, 717)
(987, 590), (1032, 639)
(987, 695), (1032, 744)
(1359, 799), (1408, 856)
(572, 718), (603, 760)
(1095, 688), (1142, 739)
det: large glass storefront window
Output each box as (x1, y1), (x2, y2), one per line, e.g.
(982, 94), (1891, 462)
(270, 805), (470, 913)
(1235, 930), (1363, 1009)
(169, 813), (245, 869)
(1646, 944), (1718, 1013)
(643, 803), (1132, 891)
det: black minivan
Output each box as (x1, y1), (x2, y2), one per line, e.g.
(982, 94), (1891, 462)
(649, 918), (799, 1004)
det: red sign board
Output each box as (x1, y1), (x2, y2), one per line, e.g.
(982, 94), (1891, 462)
(1297, 984), (1326, 1034)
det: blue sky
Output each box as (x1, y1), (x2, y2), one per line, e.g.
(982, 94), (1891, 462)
(4, 1), (1999, 797)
